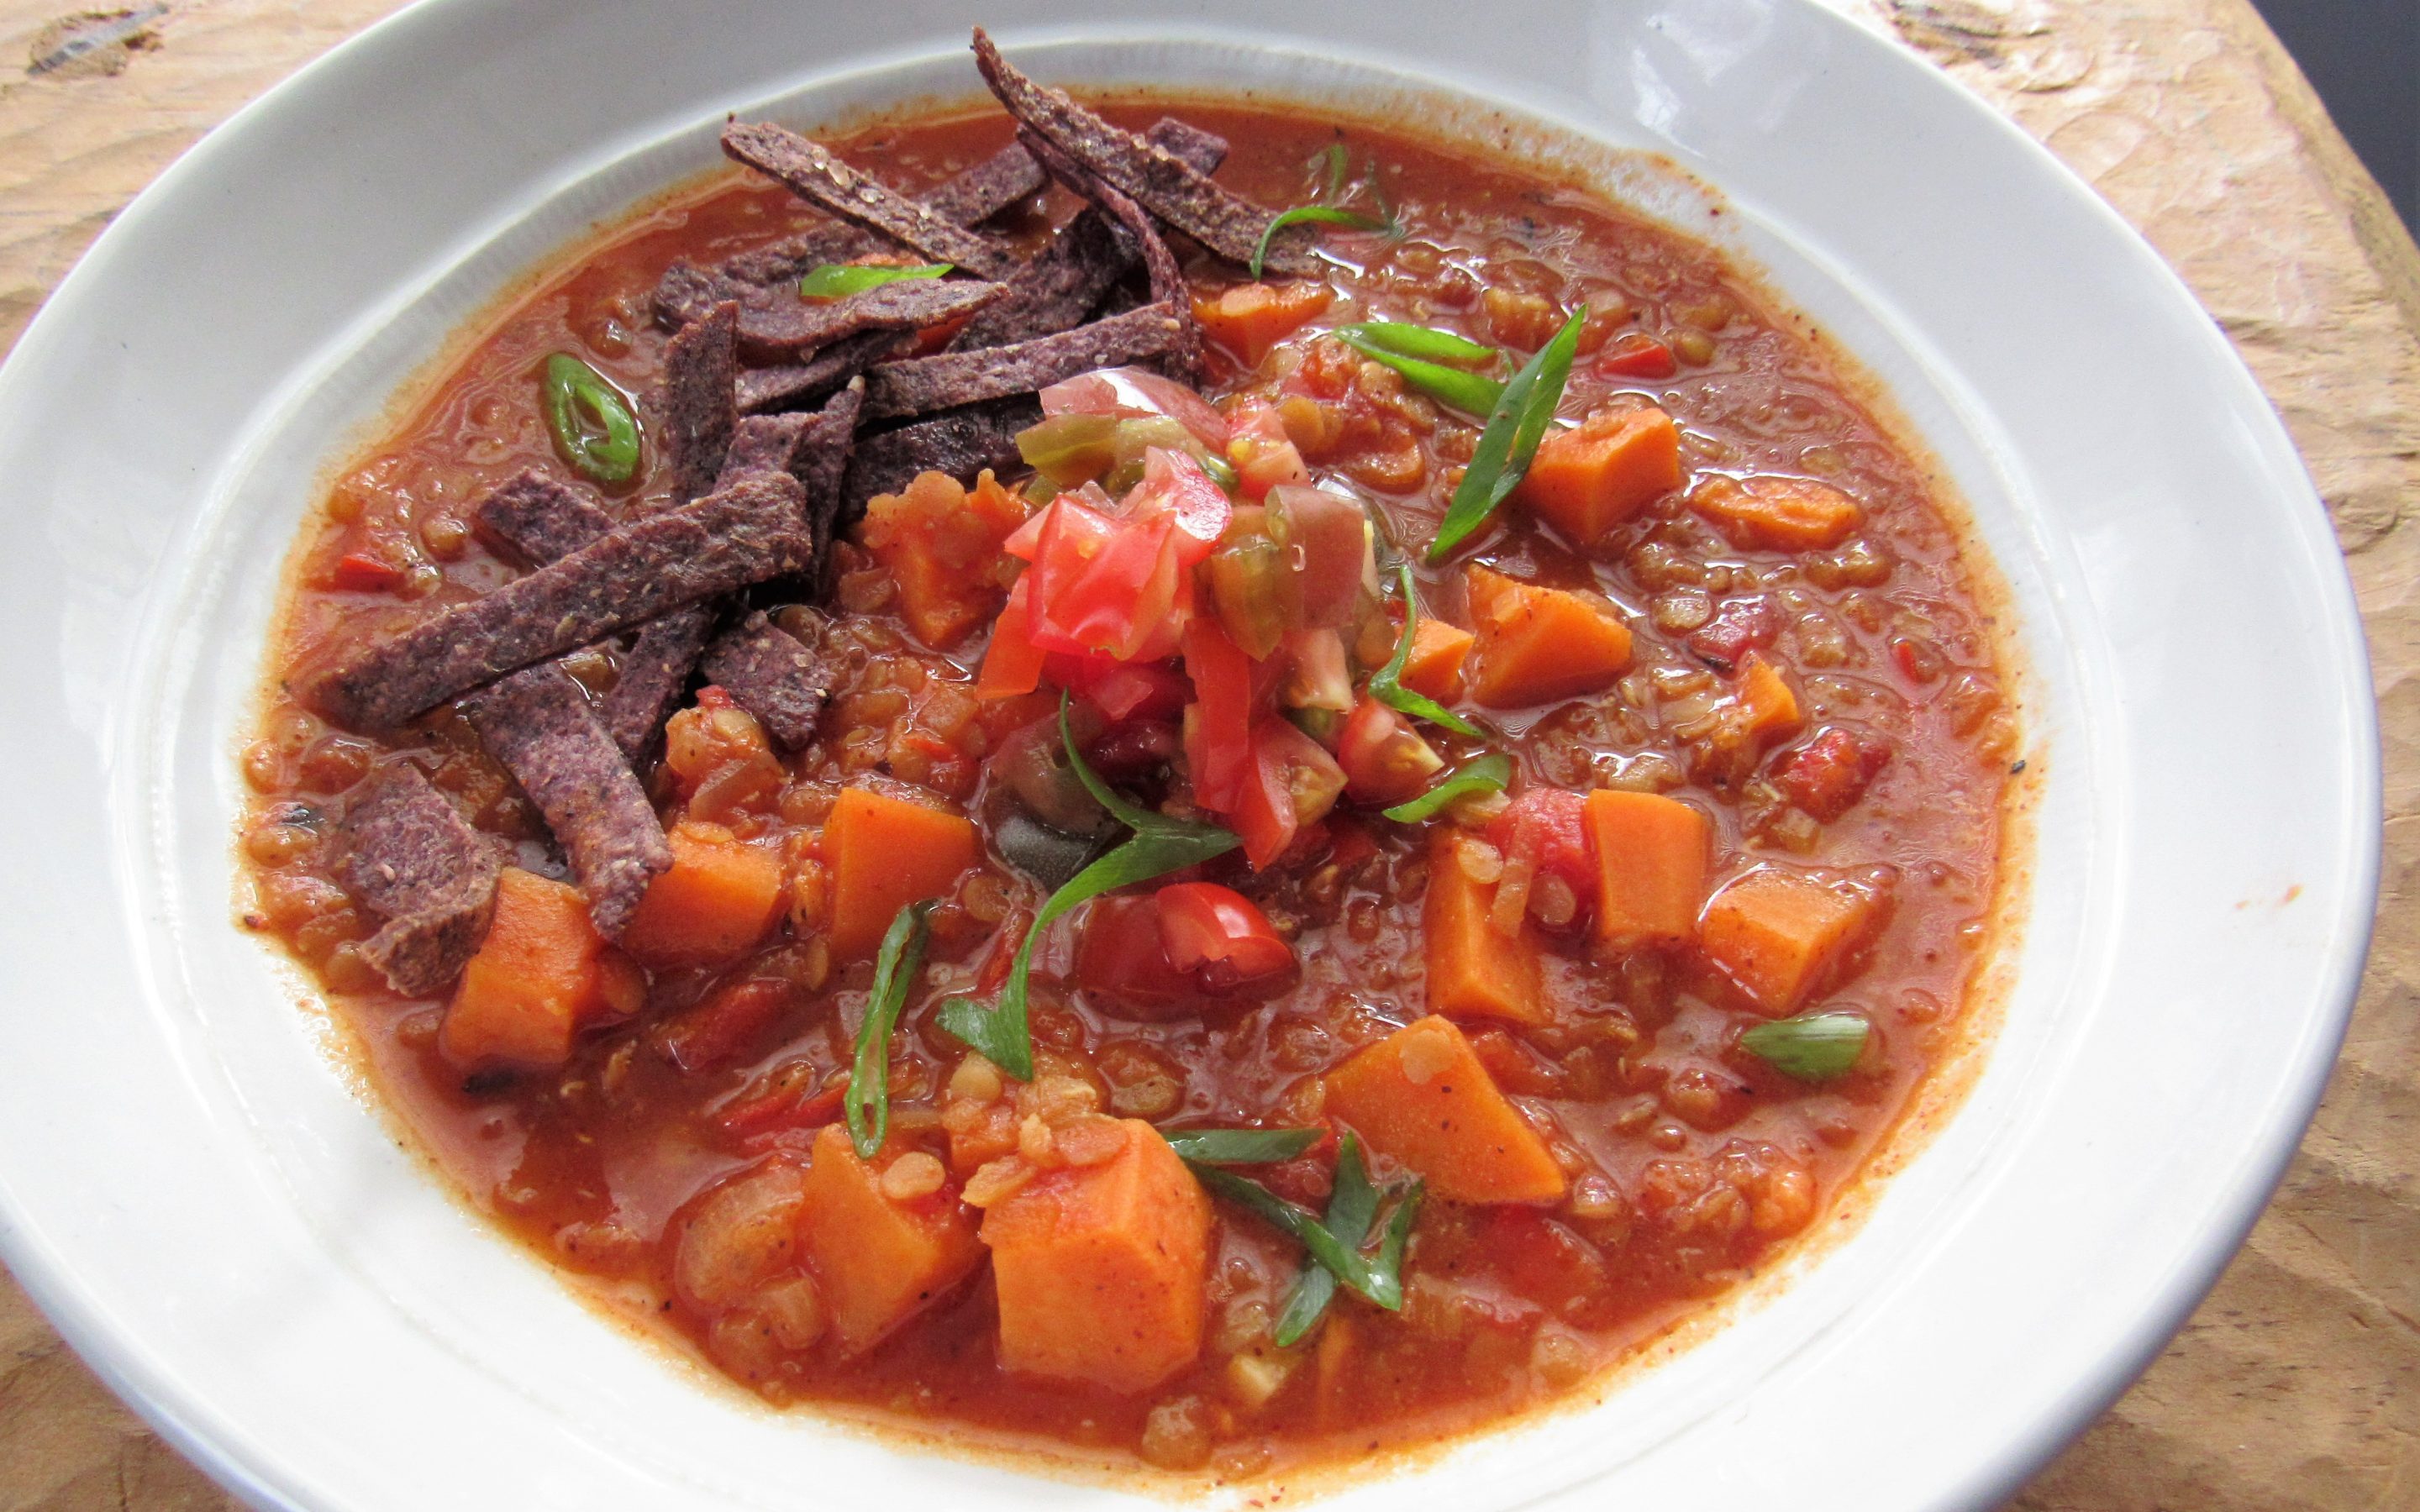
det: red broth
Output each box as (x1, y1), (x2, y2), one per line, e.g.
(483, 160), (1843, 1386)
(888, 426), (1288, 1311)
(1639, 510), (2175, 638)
(239, 97), (2018, 1478)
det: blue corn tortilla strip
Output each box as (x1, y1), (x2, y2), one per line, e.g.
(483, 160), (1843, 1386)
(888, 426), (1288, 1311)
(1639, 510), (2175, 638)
(335, 764), (503, 995)
(722, 121), (1023, 280)
(862, 302), (1186, 421)
(465, 664), (671, 937)
(1012, 127), (1200, 381)
(970, 28), (1316, 276)
(596, 607), (716, 764)
(947, 117), (1225, 352)
(736, 329), (899, 416)
(471, 468), (611, 567)
(722, 139), (1043, 289)
(840, 394), (1039, 526)
(659, 300), (739, 505)
(302, 472), (812, 732)
(700, 611), (827, 749)
(738, 275), (1007, 364)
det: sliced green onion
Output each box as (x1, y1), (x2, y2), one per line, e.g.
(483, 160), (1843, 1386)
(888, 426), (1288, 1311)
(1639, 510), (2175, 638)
(1368, 562), (1484, 738)
(1335, 332), (1504, 416)
(844, 900), (937, 1159)
(1250, 205), (1390, 281)
(1275, 1132), (1381, 1346)
(1313, 142), (1349, 201)
(1163, 1127), (1321, 1164)
(1382, 753), (1514, 823)
(1337, 321), (1498, 365)
(1187, 1158), (1421, 1312)
(1739, 1011), (1870, 1081)
(798, 262), (951, 299)
(939, 696), (1238, 1080)
(541, 354), (641, 486)
(1425, 308), (1587, 562)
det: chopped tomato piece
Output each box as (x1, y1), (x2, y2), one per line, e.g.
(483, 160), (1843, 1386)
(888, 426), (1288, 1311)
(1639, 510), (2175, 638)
(1024, 494), (1183, 663)
(1224, 402), (1312, 501)
(1123, 447), (1230, 562)
(331, 550), (406, 592)
(1234, 717), (1346, 869)
(1155, 882), (1295, 985)
(975, 575), (1048, 700)
(1266, 486), (1371, 630)
(1040, 365), (1229, 450)
(1686, 596), (1782, 673)
(1180, 619), (1256, 814)
(1054, 657), (1190, 722)
(1485, 789), (1596, 900)
(1773, 727), (1892, 821)
(655, 978), (795, 1074)
(1334, 696), (1444, 807)
(1074, 895), (1208, 1017)
(1595, 332), (1677, 380)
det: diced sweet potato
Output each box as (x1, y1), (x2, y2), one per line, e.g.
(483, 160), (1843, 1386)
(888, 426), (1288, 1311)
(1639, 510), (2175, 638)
(619, 821), (786, 969)
(1513, 406), (1683, 544)
(1423, 831), (1548, 1025)
(1586, 790), (1710, 950)
(1691, 474), (1861, 551)
(1698, 867), (1882, 1014)
(1192, 281), (1334, 367)
(981, 1120), (1213, 1394)
(1465, 565), (1632, 708)
(795, 1124), (985, 1357)
(1737, 654), (1803, 743)
(1322, 1016), (1566, 1205)
(823, 786), (980, 960)
(440, 868), (626, 1068)
(859, 470), (1029, 649)
(1397, 617), (1474, 704)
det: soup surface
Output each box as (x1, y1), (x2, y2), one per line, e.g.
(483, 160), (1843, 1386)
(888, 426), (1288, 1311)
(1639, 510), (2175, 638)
(240, 54), (2016, 1483)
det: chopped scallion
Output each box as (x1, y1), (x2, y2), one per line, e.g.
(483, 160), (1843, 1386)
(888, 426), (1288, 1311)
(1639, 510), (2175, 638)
(1368, 562), (1484, 738)
(1381, 752), (1514, 823)
(1739, 1011), (1870, 1081)
(1425, 308), (1587, 561)
(1187, 1156), (1421, 1312)
(1250, 205), (1390, 281)
(1275, 1133), (1381, 1345)
(1336, 321), (1498, 365)
(844, 900), (937, 1159)
(1163, 1127), (1321, 1164)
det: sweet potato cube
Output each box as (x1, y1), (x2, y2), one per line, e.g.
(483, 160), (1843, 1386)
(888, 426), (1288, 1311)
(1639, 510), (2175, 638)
(1423, 831), (1548, 1025)
(981, 1120), (1213, 1394)
(1586, 790), (1710, 950)
(859, 470), (1030, 650)
(619, 822), (786, 969)
(1323, 1016), (1566, 1205)
(1465, 565), (1632, 708)
(1698, 867), (1881, 1014)
(1691, 474), (1861, 551)
(1397, 618), (1474, 705)
(823, 786), (980, 960)
(796, 1124), (984, 1357)
(1192, 281), (1334, 367)
(1737, 654), (1803, 743)
(1513, 406), (1683, 544)
(440, 868), (614, 1068)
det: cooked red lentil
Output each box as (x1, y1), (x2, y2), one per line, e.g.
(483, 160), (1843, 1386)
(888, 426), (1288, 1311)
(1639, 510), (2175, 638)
(240, 40), (2015, 1483)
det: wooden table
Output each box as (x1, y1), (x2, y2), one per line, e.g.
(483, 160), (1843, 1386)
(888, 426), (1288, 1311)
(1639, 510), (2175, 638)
(3, 2), (2413, 1506)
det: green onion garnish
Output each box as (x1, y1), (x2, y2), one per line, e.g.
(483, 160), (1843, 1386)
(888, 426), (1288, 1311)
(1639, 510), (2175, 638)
(1335, 331), (1503, 416)
(844, 899), (937, 1159)
(1368, 562), (1484, 738)
(1425, 307), (1587, 562)
(1337, 321), (1498, 365)
(541, 353), (641, 486)
(1186, 1145), (1422, 1313)
(1313, 142), (1349, 201)
(1275, 1133), (1386, 1345)
(1163, 1127), (1321, 1164)
(798, 262), (952, 299)
(939, 696), (1238, 1080)
(1250, 206), (1388, 281)
(1381, 753), (1514, 824)
(1739, 1011), (1870, 1081)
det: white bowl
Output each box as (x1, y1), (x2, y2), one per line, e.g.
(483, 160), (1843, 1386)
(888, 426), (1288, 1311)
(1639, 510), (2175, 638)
(0, 1), (2376, 1509)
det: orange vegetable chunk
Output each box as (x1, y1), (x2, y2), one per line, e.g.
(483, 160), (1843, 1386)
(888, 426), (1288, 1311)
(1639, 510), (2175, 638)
(1423, 831), (1548, 1025)
(981, 1120), (1213, 1394)
(796, 1125), (985, 1357)
(1698, 867), (1881, 1014)
(1464, 565), (1632, 708)
(1586, 790), (1711, 949)
(859, 469), (1029, 649)
(823, 785), (979, 960)
(1323, 1016), (1566, 1205)
(619, 821), (786, 969)
(1513, 406), (1683, 544)
(1737, 654), (1804, 743)
(1398, 617), (1474, 705)
(1191, 281), (1334, 367)
(1691, 474), (1861, 551)
(441, 868), (623, 1068)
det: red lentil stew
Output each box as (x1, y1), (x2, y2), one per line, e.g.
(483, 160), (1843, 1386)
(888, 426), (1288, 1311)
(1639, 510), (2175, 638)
(240, 29), (2018, 1480)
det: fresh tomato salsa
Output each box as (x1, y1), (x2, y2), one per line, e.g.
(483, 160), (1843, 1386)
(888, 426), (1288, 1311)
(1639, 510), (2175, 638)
(239, 30), (2017, 1483)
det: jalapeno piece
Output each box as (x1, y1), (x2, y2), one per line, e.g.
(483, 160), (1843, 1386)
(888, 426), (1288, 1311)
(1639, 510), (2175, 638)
(541, 353), (642, 486)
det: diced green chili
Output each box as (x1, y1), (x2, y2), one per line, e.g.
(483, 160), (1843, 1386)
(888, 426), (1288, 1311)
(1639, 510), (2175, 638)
(541, 353), (641, 486)
(1425, 308), (1587, 561)
(798, 262), (952, 299)
(844, 900), (937, 1159)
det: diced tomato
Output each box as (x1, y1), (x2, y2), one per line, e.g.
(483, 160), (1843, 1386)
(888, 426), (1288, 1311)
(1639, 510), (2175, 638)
(1155, 883), (1296, 986)
(1125, 448), (1230, 563)
(1334, 696), (1444, 806)
(1234, 717), (1347, 869)
(656, 978), (795, 1074)
(1266, 486), (1372, 630)
(1024, 495), (1183, 663)
(1224, 403), (1312, 501)
(1772, 727), (1892, 821)
(1486, 789), (1597, 899)
(1040, 366), (1230, 450)
(331, 550), (406, 592)
(1072, 895), (1208, 1018)
(1181, 619), (1256, 814)
(1596, 333), (1677, 381)
(717, 1077), (847, 1140)
(1278, 628), (1355, 715)
(976, 575), (1049, 700)
(1686, 596), (1783, 673)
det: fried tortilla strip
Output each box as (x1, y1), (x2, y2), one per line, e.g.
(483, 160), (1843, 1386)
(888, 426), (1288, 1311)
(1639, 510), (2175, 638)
(723, 140), (1043, 287)
(473, 469), (611, 567)
(1013, 127), (1200, 381)
(840, 395), (1038, 523)
(659, 300), (739, 505)
(864, 303), (1186, 421)
(336, 764), (502, 996)
(971, 28), (1315, 276)
(723, 120), (1021, 279)
(701, 611), (827, 749)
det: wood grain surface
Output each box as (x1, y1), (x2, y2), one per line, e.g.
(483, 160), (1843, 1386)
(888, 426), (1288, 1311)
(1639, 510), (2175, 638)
(1, 1), (2412, 1506)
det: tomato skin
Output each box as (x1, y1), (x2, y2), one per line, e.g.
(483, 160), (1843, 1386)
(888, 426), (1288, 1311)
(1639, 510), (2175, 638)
(1041, 365), (1230, 450)
(1235, 717), (1347, 869)
(1155, 882), (1296, 985)
(1486, 789), (1597, 897)
(1265, 486), (1371, 629)
(1181, 619), (1257, 814)
(1127, 447), (1231, 563)
(1072, 895), (1208, 1019)
(330, 550), (406, 592)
